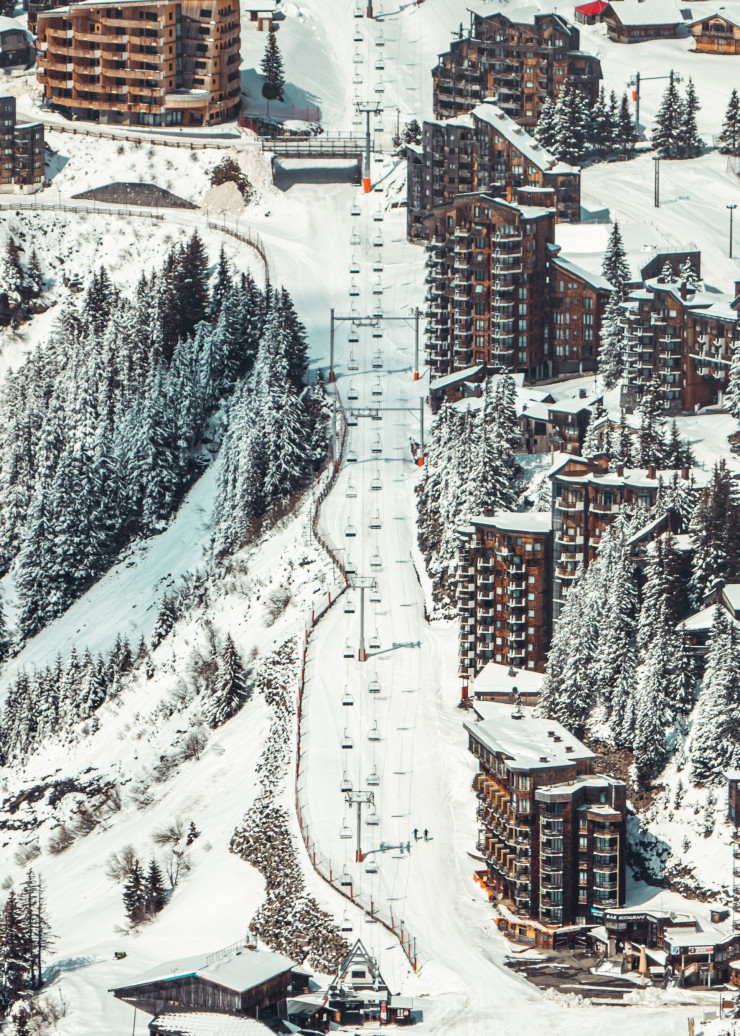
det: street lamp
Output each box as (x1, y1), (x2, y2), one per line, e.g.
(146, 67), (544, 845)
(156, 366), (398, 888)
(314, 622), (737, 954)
(652, 155), (660, 208)
(728, 204), (738, 259)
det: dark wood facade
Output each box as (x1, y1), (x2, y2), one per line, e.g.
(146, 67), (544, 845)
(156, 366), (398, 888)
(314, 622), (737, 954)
(0, 97), (44, 194)
(407, 101), (581, 240)
(432, 11), (601, 126)
(690, 13), (740, 54)
(549, 255), (610, 374)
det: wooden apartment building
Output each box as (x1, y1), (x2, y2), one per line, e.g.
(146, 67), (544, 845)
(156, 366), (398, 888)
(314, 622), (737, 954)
(603, 0), (690, 42)
(0, 96), (44, 194)
(619, 257), (740, 415)
(465, 705), (626, 934)
(422, 192), (610, 380)
(423, 192), (555, 379)
(36, 0), (241, 127)
(458, 511), (552, 681)
(432, 11), (601, 126)
(407, 99), (581, 239)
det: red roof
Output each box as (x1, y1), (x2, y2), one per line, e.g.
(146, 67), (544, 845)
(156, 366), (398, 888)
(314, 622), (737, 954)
(575, 0), (607, 13)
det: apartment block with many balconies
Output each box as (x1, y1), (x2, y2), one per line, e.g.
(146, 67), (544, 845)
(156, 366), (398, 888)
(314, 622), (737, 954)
(36, 0), (241, 127)
(407, 99), (581, 240)
(458, 512), (551, 684)
(465, 704), (626, 936)
(0, 96), (44, 194)
(423, 191), (555, 379)
(432, 11), (601, 127)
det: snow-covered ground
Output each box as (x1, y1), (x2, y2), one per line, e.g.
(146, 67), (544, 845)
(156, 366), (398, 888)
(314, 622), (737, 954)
(0, 0), (738, 1033)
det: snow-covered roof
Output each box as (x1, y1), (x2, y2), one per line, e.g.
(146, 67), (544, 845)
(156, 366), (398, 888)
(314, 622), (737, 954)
(679, 604), (740, 632)
(687, 10), (740, 29)
(467, 511), (552, 533)
(554, 466), (709, 489)
(113, 947), (295, 995)
(547, 394), (600, 415)
(473, 662), (545, 699)
(519, 399), (551, 421)
(575, 0), (608, 13)
(472, 99), (581, 176)
(550, 254), (613, 292)
(464, 705), (594, 769)
(605, 0), (693, 27)
(429, 363), (486, 391)
(151, 1012), (273, 1036)
(723, 584), (740, 612)
(664, 925), (729, 949)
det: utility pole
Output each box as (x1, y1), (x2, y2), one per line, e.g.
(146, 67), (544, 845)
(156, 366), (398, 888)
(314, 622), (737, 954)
(356, 100), (383, 193)
(345, 789), (376, 862)
(348, 575), (378, 661)
(329, 307), (336, 382)
(418, 399), (424, 466)
(653, 155), (660, 208)
(630, 68), (680, 139)
(729, 204), (738, 259)
(413, 305), (420, 380)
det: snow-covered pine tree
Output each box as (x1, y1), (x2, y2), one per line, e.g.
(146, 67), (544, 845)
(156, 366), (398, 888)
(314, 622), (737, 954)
(719, 89), (740, 155)
(122, 858), (146, 925)
(678, 77), (703, 159)
(145, 859), (166, 916)
(551, 80), (589, 165)
(202, 634), (251, 728)
(616, 92), (636, 156)
(632, 597), (673, 786)
(534, 97), (558, 151)
(691, 607), (740, 784)
(581, 399), (608, 457)
(261, 27), (285, 101)
(601, 222), (631, 297)
(0, 237), (24, 322)
(728, 340), (740, 420)
(403, 118), (422, 145)
(679, 257), (700, 292)
(663, 419), (693, 469)
(597, 293), (626, 387)
(589, 87), (615, 158)
(651, 72), (685, 158)
(689, 459), (740, 602)
(633, 378), (666, 467)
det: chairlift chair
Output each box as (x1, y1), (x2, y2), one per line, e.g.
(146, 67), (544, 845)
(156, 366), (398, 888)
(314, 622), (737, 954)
(370, 408), (382, 420)
(372, 301), (383, 318)
(370, 472), (382, 491)
(374, 80), (384, 94)
(353, 47), (363, 63)
(370, 552), (382, 569)
(365, 859), (378, 874)
(376, 30), (385, 45)
(369, 585), (381, 604)
(371, 436), (382, 454)
(344, 595), (356, 613)
(350, 257), (360, 274)
(373, 207), (384, 222)
(344, 640), (354, 658)
(340, 821), (353, 838)
(346, 448), (358, 463)
(340, 773), (353, 793)
(341, 913), (353, 933)
(373, 232), (383, 247)
(351, 200), (361, 216)
(348, 382), (359, 401)
(367, 765), (380, 787)
(372, 350), (383, 369)
(348, 352), (359, 372)
(341, 729), (354, 750)
(372, 315), (383, 331)
(353, 27), (363, 41)
(369, 631), (381, 651)
(368, 673), (381, 693)
(347, 411), (358, 427)
(346, 557), (357, 575)
(354, 0), (363, 14)
(366, 810), (380, 827)
(352, 70), (362, 85)
(342, 686), (355, 706)
(371, 379), (383, 397)
(348, 328), (360, 344)
(368, 720), (381, 740)
(372, 280), (383, 295)
(345, 521), (357, 538)
(352, 111), (362, 126)
(339, 868), (353, 886)
(370, 510), (382, 530)
(349, 280), (360, 297)
(375, 1), (384, 15)
(350, 228), (361, 246)
(375, 55), (385, 70)
(373, 258), (384, 274)
(346, 480), (358, 498)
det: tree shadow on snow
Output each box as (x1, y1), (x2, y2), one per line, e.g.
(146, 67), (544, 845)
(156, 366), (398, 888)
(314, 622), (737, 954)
(240, 67), (321, 122)
(44, 954), (100, 982)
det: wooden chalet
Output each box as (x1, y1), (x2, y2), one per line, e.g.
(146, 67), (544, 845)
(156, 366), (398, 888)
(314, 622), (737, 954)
(688, 11), (740, 53)
(110, 944), (297, 1020)
(604, 0), (692, 42)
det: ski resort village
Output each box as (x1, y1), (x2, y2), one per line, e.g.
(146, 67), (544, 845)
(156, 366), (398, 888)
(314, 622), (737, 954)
(3, 0), (740, 1034)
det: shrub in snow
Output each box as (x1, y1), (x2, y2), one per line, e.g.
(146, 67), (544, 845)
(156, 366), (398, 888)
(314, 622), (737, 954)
(210, 157), (253, 202)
